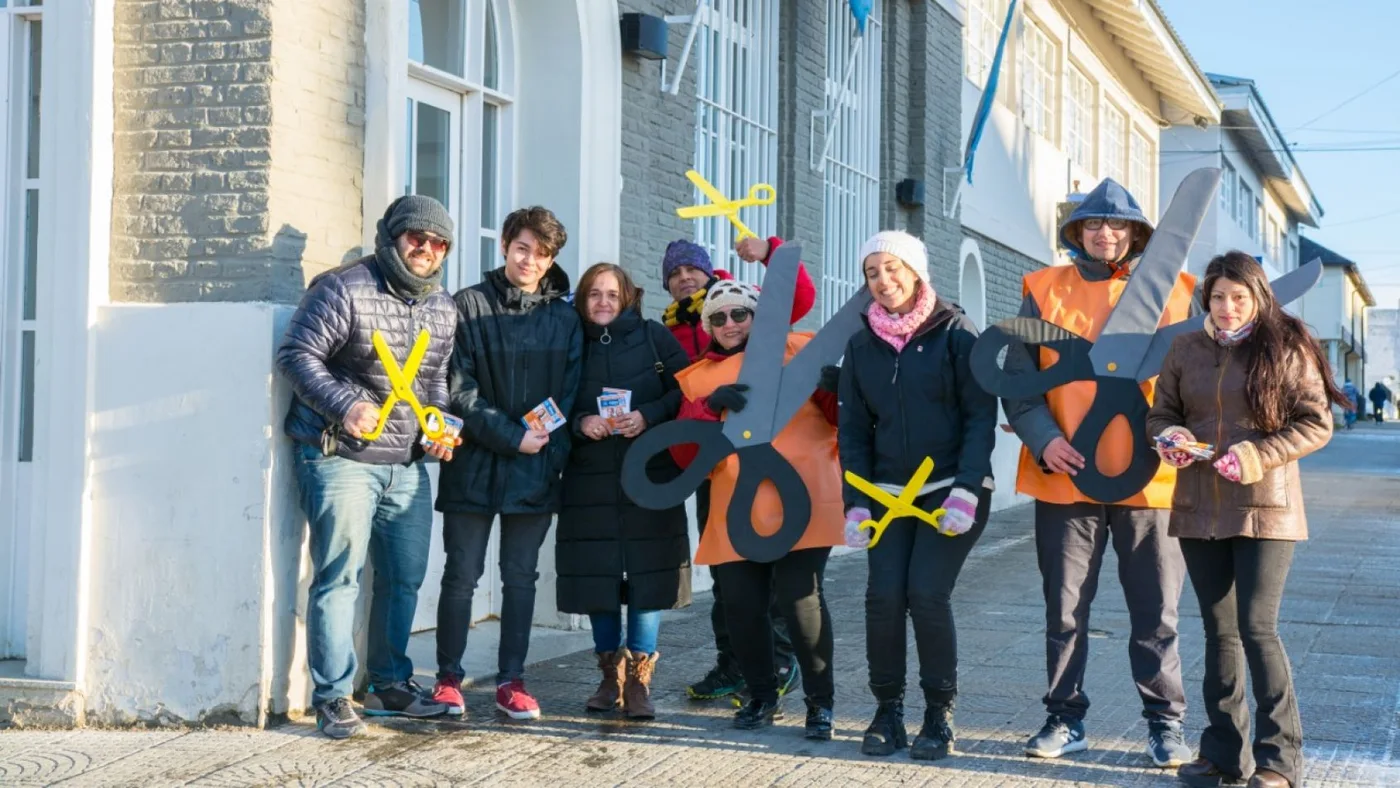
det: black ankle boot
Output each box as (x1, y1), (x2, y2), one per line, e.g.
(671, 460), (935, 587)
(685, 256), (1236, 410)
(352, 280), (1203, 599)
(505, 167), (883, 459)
(804, 699), (834, 740)
(910, 703), (955, 760)
(861, 691), (908, 756)
(733, 696), (783, 730)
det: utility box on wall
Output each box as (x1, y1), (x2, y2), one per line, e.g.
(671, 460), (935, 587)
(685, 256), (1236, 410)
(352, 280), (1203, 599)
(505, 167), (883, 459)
(620, 13), (667, 60)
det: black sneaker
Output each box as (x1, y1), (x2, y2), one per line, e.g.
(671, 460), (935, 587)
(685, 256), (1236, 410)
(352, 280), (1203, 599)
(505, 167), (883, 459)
(910, 705), (955, 760)
(362, 680), (450, 718)
(688, 662), (747, 700)
(1025, 714), (1087, 758)
(804, 700), (834, 741)
(1148, 720), (1192, 768)
(733, 697), (784, 730)
(776, 658), (801, 697)
(861, 699), (908, 756)
(316, 697), (368, 739)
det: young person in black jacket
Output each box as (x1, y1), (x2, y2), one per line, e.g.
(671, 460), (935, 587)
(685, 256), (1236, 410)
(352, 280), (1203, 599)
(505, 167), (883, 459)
(432, 206), (582, 722)
(838, 231), (998, 760)
(556, 263), (692, 720)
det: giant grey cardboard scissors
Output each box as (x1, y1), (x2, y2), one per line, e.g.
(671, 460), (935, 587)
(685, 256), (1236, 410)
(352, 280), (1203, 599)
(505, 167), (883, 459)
(621, 242), (872, 563)
(971, 168), (1322, 502)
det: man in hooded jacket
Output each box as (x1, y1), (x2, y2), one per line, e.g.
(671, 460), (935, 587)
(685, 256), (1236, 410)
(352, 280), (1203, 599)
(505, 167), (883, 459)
(1004, 179), (1193, 768)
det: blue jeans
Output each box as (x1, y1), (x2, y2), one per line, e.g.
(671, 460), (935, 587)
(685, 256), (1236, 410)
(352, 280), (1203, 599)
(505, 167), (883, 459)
(293, 443), (433, 705)
(589, 608), (663, 655)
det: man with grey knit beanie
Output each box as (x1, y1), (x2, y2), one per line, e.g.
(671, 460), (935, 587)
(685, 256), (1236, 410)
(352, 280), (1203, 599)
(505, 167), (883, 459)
(277, 194), (460, 738)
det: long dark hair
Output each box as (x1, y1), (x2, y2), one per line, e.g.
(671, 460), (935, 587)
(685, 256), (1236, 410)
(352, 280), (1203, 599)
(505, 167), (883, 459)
(1202, 251), (1351, 430)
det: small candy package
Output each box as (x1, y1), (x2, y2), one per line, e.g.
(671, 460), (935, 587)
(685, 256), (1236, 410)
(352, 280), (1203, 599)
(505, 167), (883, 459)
(421, 412), (464, 451)
(1154, 434), (1215, 461)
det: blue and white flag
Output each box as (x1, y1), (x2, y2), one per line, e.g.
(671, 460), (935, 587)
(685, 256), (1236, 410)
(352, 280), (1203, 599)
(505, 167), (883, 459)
(963, 0), (1019, 184)
(849, 0), (872, 34)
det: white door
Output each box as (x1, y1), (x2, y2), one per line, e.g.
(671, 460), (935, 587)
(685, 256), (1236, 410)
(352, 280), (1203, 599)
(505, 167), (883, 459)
(0, 9), (43, 661)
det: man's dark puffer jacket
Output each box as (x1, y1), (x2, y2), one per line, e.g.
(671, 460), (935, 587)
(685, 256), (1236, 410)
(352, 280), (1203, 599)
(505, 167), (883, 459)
(277, 255), (456, 465)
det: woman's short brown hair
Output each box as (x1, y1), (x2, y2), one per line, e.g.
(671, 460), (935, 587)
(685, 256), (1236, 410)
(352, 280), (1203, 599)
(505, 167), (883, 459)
(575, 263), (642, 321)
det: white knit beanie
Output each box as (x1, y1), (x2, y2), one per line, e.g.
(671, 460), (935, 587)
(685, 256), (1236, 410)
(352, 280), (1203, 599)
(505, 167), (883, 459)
(858, 230), (929, 283)
(700, 279), (761, 327)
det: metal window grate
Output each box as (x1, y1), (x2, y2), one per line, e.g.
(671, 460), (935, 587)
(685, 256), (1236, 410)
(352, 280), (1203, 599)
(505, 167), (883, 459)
(821, 0), (881, 323)
(692, 0), (779, 285)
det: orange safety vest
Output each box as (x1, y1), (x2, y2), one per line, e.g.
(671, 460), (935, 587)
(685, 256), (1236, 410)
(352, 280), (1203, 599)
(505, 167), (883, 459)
(1015, 264), (1198, 508)
(677, 332), (845, 565)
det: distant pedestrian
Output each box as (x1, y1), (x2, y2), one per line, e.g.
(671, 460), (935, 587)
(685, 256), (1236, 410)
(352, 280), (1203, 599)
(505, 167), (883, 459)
(1150, 251), (1348, 788)
(1341, 379), (1360, 430)
(1369, 382), (1391, 423)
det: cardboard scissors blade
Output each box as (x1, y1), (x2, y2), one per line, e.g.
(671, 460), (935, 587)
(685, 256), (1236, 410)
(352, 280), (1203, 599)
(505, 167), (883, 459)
(1089, 167), (1220, 379)
(723, 243), (802, 447)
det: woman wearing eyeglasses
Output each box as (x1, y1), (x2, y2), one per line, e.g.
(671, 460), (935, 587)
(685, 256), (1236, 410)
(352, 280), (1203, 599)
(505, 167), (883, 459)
(668, 278), (844, 740)
(837, 231), (999, 761)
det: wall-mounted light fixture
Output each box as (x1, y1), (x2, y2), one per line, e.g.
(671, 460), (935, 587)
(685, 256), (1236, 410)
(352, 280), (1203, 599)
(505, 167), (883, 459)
(896, 178), (925, 208)
(620, 13), (668, 61)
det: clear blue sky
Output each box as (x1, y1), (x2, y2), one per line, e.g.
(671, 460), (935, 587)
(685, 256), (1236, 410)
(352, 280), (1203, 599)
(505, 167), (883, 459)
(1162, 0), (1400, 310)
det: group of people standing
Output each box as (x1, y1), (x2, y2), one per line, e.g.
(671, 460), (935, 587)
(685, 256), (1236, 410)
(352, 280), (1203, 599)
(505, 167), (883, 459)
(277, 175), (1340, 788)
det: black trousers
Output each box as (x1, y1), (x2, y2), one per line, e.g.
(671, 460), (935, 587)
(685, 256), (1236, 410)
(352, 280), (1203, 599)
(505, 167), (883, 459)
(1181, 537), (1302, 785)
(865, 490), (989, 704)
(1035, 501), (1187, 722)
(696, 479), (793, 670)
(714, 547), (834, 705)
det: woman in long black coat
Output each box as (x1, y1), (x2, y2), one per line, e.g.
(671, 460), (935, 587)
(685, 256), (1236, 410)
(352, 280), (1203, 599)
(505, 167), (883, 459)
(557, 263), (691, 720)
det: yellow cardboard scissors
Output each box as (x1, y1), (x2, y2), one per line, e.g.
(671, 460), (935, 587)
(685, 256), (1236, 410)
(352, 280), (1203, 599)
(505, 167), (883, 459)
(842, 457), (951, 549)
(675, 169), (776, 242)
(363, 329), (448, 442)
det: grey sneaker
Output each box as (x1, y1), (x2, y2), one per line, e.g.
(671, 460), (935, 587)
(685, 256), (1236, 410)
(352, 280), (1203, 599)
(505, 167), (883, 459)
(362, 680), (449, 718)
(316, 697), (368, 739)
(1025, 714), (1088, 758)
(1147, 720), (1191, 767)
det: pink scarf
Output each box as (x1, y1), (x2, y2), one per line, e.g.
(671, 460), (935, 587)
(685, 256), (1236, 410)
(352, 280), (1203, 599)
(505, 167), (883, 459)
(867, 281), (936, 352)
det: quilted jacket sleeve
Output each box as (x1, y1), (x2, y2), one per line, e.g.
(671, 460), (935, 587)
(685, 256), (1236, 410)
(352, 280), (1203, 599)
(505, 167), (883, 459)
(276, 274), (365, 425)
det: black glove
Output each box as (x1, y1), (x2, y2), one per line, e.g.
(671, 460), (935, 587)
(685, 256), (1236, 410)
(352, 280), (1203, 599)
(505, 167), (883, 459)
(818, 364), (841, 394)
(706, 383), (750, 416)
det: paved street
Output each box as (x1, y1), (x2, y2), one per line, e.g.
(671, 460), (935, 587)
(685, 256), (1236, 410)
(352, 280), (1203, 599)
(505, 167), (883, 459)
(2, 426), (1398, 787)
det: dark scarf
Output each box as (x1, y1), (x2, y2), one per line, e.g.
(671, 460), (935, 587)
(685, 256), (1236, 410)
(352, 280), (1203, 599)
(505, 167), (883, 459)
(374, 216), (443, 299)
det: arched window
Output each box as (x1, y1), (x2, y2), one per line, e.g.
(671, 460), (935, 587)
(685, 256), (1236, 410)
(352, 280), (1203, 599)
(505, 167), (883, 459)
(406, 0), (516, 291)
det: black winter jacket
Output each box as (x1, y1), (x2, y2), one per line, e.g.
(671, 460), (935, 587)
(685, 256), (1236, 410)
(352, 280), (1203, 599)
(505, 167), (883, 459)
(556, 309), (693, 613)
(838, 300), (999, 512)
(436, 265), (583, 515)
(276, 255), (456, 465)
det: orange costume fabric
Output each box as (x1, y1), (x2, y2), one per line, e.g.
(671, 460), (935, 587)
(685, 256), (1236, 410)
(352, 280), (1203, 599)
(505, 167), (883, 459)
(672, 333), (844, 565)
(1015, 264), (1197, 509)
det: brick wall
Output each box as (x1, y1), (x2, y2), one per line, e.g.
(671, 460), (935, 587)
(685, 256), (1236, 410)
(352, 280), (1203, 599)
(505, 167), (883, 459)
(109, 0), (364, 304)
(965, 229), (1045, 322)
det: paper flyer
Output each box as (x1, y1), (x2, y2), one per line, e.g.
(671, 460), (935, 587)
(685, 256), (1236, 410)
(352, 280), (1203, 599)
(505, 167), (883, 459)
(522, 397), (567, 433)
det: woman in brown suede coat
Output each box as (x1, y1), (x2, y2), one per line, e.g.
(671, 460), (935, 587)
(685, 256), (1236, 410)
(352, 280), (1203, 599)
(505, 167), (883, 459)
(1148, 251), (1349, 788)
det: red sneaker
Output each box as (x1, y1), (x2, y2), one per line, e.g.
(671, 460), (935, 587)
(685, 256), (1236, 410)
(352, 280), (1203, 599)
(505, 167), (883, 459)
(432, 676), (465, 716)
(495, 679), (542, 720)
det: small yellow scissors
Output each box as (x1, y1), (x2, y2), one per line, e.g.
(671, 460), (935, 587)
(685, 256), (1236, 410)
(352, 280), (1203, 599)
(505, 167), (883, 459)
(675, 169), (776, 242)
(843, 457), (951, 549)
(362, 329), (449, 442)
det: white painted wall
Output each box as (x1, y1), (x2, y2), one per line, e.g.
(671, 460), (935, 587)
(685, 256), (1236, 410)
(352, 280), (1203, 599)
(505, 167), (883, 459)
(84, 303), (310, 724)
(960, 0), (1168, 266)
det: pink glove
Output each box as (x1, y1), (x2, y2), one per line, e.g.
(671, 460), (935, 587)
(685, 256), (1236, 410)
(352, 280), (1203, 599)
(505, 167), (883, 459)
(1155, 427), (1195, 468)
(1213, 450), (1242, 483)
(937, 489), (979, 536)
(843, 507), (872, 548)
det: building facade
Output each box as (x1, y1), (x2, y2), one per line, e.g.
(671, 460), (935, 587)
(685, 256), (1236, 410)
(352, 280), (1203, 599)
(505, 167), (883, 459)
(1298, 237), (1377, 415)
(1159, 73), (1323, 281)
(1365, 308), (1399, 419)
(0, 0), (1002, 727)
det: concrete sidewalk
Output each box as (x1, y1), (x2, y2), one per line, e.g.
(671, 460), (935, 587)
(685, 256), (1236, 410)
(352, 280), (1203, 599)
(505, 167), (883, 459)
(2, 431), (1398, 787)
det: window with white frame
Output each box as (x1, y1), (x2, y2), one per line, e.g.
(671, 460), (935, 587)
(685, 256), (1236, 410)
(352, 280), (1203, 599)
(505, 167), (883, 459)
(1128, 128), (1153, 215)
(693, 0), (779, 284)
(1220, 159), (1237, 216)
(405, 0), (514, 292)
(1102, 102), (1127, 185)
(965, 0), (1009, 89)
(1065, 65), (1095, 176)
(1256, 199), (1264, 245)
(1020, 21), (1057, 141)
(821, 0), (881, 322)
(1267, 217), (1280, 261)
(1237, 181), (1254, 234)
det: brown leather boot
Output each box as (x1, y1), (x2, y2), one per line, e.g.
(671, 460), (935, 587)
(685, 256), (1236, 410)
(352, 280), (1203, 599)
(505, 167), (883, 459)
(1178, 757), (1245, 787)
(1247, 770), (1290, 788)
(585, 650), (626, 712)
(623, 650), (658, 720)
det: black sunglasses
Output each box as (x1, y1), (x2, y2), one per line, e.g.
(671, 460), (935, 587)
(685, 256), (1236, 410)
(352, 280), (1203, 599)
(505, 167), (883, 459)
(707, 307), (753, 328)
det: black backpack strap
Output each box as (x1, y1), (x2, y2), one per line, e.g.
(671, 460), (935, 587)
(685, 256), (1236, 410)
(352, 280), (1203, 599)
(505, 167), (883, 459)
(645, 323), (665, 377)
